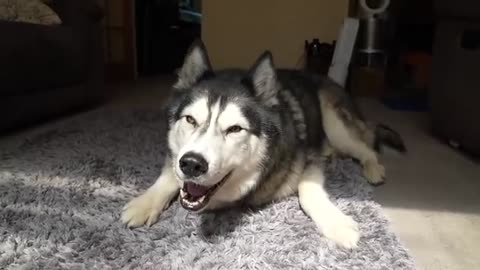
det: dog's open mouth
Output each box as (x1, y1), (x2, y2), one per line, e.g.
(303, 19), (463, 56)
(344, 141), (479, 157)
(179, 172), (231, 211)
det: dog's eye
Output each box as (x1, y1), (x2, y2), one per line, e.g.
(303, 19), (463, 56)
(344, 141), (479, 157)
(185, 115), (197, 126)
(226, 125), (243, 134)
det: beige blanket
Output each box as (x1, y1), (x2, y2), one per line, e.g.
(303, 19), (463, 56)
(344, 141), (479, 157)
(0, 0), (61, 25)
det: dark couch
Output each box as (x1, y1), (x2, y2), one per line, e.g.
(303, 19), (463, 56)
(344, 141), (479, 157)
(0, 0), (105, 133)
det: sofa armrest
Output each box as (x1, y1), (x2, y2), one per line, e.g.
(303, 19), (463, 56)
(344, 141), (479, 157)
(50, 0), (103, 27)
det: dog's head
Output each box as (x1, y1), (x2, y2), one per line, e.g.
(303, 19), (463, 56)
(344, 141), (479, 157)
(166, 40), (281, 211)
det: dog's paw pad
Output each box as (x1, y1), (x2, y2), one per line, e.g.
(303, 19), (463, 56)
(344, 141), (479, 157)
(364, 161), (385, 185)
(121, 194), (160, 228)
(322, 214), (360, 249)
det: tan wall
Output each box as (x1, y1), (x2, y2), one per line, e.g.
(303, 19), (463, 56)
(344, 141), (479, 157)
(202, 0), (349, 69)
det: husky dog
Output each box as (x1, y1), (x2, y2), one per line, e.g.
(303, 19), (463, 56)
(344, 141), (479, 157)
(121, 41), (405, 249)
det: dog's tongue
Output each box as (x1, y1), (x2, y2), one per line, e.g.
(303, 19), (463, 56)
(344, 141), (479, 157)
(184, 182), (210, 197)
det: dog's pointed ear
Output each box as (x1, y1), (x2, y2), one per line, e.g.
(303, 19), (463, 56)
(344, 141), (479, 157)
(247, 51), (279, 106)
(174, 40), (213, 90)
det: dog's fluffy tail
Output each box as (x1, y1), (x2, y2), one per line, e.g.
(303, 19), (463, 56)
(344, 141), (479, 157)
(373, 124), (407, 153)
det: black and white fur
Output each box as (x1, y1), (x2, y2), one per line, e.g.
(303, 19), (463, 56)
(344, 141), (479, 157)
(121, 41), (405, 249)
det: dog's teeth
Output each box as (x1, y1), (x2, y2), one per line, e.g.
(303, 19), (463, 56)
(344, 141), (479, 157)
(186, 200), (198, 208)
(180, 189), (186, 198)
(198, 195), (206, 203)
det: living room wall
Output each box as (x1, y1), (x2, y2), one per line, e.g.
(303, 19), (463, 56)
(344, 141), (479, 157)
(202, 0), (349, 69)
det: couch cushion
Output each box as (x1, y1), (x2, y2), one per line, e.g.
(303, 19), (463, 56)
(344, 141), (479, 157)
(0, 0), (62, 25)
(0, 21), (87, 95)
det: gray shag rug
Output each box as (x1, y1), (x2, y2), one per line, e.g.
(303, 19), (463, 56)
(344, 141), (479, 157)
(0, 108), (416, 270)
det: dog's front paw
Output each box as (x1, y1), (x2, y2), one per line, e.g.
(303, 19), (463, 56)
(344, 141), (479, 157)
(363, 160), (385, 185)
(321, 213), (360, 249)
(121, 192), (163, 228)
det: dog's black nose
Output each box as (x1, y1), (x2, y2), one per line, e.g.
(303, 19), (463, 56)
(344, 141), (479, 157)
(179, 152), (208, 177)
